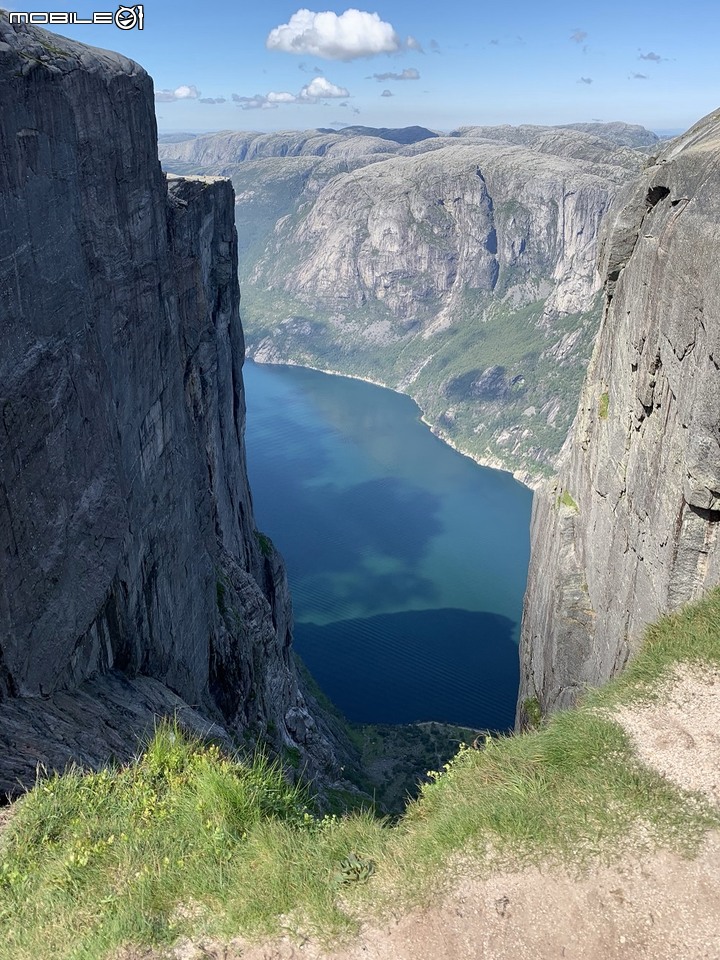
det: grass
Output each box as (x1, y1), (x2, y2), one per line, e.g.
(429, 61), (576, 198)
(599, 391), (610, 419)
(254, 530), (273, 558)
(557, 489), (579, 511)
(3, 589), (720, 958)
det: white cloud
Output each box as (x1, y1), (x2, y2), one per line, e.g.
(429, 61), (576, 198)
(299, 76), (349, 98)
(381, 89), (393, 97)
(266, 8), (401, 61)
(232, 76), (349, 110)
(154, 85), (200, 102)
(406, 35), (423, 53)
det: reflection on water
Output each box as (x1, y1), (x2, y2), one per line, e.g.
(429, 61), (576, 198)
(243, 361), (532, 731)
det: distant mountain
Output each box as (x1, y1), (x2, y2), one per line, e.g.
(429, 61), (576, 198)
(158, 123), (651, 483)
(559, 121), (660, 148)
(317, 124), (439, 144)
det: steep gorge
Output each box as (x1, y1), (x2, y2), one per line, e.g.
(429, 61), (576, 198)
(3, 10), (719, 814)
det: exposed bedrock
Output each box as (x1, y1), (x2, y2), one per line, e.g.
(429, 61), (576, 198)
(0, 16), (347, 795)
(519, 108), (720, 719)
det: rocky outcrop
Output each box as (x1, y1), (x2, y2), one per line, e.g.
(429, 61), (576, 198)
(518, 108), (720, 717)
(0, 16), (346, 795)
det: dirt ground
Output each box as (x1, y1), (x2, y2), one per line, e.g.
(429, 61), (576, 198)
(168, 665), (720, 960)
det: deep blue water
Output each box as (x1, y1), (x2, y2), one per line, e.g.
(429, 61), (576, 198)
(243, 361), (533, 731)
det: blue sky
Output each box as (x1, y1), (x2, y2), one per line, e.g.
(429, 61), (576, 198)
(18, 0), (720, 134)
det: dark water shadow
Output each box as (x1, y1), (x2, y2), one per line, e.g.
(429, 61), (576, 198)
(295, 608), (519, 731)
(255, 474), (443, 579)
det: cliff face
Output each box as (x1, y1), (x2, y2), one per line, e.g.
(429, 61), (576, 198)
(161, 125), (648, 483)
(518, 108), (720, 716)
(0, 17), (339, 795)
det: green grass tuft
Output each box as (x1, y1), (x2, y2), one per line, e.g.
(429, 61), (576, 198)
(521, 696), (542, 729)
(255, 530), (274, 558)
(598, 391), (609, 419)
(557, 489), (579, 512)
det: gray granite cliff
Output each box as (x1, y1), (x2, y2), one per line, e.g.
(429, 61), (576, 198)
(518, 108), (720, 719)
(0, 16), (343, 796)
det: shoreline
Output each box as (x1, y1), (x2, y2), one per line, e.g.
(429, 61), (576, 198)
(245, 354), (544, 493)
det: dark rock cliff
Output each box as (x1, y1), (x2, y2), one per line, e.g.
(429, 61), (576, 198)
(518, 108), (720, 718)
(0, 17), (344, 796)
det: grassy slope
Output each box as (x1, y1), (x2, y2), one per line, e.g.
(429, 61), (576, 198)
(3, 589), (720, 959)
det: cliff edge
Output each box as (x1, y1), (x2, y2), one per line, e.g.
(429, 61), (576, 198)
(519, 107), (720, 716)
(0, 16), (342, 795)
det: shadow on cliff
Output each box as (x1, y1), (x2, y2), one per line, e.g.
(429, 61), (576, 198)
(295, 608), (519, 731)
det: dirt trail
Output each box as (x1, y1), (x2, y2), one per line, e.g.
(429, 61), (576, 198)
(173, 665), (720, 960)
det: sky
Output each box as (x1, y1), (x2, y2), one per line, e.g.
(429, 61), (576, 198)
(11, 0), (720, 135)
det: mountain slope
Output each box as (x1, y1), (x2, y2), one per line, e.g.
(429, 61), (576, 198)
(159, 124), (649, 483)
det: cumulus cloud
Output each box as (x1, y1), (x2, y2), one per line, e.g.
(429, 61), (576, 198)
(639, 50), (666, 61)
(266, 8), (401, 60)
(231, 76), (349, 110)
(199, 96), (226, 104)
(299, 75), (349, 98)
(577, 76), (593, 84)
(570, 29), (587, 43)
(406, 35), (423, 52)
(369, 67), (420, 82)
(154, 84), (200, 102)
(298, 62), (324, 73)
(381, 88), (393, 97)
(629, 72), (648, 80)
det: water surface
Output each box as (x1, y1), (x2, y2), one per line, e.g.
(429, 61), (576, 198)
(243, 361), (532, 730)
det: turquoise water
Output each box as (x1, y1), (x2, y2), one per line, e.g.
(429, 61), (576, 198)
(243, 361), (533, 731)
